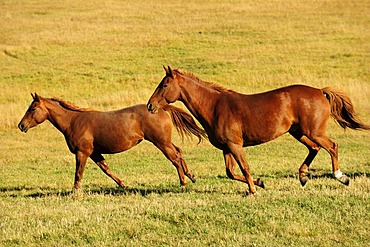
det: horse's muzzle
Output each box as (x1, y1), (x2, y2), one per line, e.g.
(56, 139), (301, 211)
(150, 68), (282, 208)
(18, 122), (29, 133)
(147, 103), (157, 114)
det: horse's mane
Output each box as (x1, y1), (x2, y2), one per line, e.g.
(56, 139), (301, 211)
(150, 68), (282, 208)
(48, 97), (98, 112)
(174, 69), (235, 93)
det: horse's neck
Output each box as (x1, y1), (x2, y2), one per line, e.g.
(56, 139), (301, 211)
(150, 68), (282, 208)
(44, 100), (75, 134)
(179, 78), (220, 128)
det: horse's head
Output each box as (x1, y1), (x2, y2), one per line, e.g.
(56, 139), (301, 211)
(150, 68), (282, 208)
(18, 93), (48, 133)
(147, 66), (182, 114)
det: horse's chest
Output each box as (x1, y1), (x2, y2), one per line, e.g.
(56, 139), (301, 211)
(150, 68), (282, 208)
(63, 128), (94, 152)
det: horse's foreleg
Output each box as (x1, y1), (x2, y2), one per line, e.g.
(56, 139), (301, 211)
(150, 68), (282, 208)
(223, 151), (264, 188)
(90, 153), (125, 188)
(74, 151), (88, 190)
(226, 144), (257, 195)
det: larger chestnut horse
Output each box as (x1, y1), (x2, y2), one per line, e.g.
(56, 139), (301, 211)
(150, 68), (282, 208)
(147, 66), (370, 195)
(18, 93), (206, 190)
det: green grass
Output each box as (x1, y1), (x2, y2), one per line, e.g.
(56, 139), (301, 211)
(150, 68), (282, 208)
(1, 0), (369, 246)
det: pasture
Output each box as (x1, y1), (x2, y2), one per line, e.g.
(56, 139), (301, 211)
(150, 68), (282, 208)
(1, 0), (369, 246)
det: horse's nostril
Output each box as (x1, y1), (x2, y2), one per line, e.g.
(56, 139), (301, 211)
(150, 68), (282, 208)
(18, 123), (28, 132)
(147, 103), (154, 112)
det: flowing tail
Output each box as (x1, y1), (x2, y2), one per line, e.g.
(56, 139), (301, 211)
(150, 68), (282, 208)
(163, 105), (208, 143)
(322, 87), (370, 130)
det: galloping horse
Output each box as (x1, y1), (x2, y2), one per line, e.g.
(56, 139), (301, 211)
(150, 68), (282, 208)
(18, 93), (206, 190)
(147, 66), (370, 195)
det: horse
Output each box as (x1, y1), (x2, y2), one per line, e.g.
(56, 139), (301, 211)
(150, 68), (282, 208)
(18, 93), (206, 191)
(147, 66), (370, 195)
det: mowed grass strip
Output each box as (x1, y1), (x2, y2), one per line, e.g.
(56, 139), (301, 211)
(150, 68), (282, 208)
(1, 0), (369, 246)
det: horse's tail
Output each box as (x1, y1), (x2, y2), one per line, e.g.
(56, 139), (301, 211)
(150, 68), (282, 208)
(163, 105), (207, 143)
(322, 87), (370, 130)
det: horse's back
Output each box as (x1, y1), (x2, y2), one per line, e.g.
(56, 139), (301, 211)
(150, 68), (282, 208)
(221, 84), (325, 116)
(113, 104), (173, 138)
(242, 84), (328, 111)
(249, 84), (330, 122)
(216, 84), (330, 145)
(103, 104), (171, 131)
(253, 84), (323, 99)
(73, 104), (171, 153)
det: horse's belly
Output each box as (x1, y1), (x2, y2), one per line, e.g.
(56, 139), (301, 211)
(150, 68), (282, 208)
(242, 128), (287, 147)
(242, 139), (265, 147)
(93, 135), (143, 154)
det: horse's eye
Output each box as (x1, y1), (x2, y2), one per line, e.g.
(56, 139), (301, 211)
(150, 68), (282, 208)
(163, 84), (168, 88)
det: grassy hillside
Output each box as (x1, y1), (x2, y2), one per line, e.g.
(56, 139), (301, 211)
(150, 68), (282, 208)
(1, 0), (369, 246)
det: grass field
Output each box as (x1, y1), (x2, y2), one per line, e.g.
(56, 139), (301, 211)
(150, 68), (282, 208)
(1, 0), (369, 246)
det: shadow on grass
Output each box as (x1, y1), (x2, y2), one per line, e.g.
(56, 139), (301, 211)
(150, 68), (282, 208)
(0, 185), (72, 198)
(259, 169), (370, 180)
(309, 170), (369, 180)
(86, 185), (189, 197)
(0, 184), (190, 198)
(1, 171), (368, 198)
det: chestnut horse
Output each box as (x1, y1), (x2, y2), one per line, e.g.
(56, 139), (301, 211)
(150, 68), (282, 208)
(147, 66), (370, 195)
(18, 93), (206, 190)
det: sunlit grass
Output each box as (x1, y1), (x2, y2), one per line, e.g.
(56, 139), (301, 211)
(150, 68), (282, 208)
(1, 0), (369, 246)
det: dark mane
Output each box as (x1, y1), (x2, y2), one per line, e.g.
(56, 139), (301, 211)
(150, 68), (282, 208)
(49, 97), (97, 112)
(174, 69), (235, 93)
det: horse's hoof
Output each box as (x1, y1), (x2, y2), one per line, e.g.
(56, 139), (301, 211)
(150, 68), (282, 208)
(300, 176), (309, 187)
(338, 175), (350, 186)
(71, 187), (84, 198)
(246, 191), (257, 197)
(180, 182), (188, 187)
(256, 178), (265, 189)
(190, 175), (196, 183)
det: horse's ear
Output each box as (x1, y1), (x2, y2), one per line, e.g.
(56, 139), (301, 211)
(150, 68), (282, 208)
(168, 66), (173, 77)
(31, 92), (40, 102)
(163, 65), (174, 78)
(163, 65), (169, 74)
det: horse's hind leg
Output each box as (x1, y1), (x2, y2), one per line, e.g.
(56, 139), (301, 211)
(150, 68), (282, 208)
(154, 142), (194, 186)
(173, 144), (196, 183)
(310, 135), (350, 185)
(289, 129), (321, 186)
(90, 153), (126, 188)
(223, 151), (264, 188)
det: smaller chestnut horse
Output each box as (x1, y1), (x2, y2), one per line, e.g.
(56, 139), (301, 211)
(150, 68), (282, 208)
(18, 93), (206, 190)
(147, 66), (370, 195)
